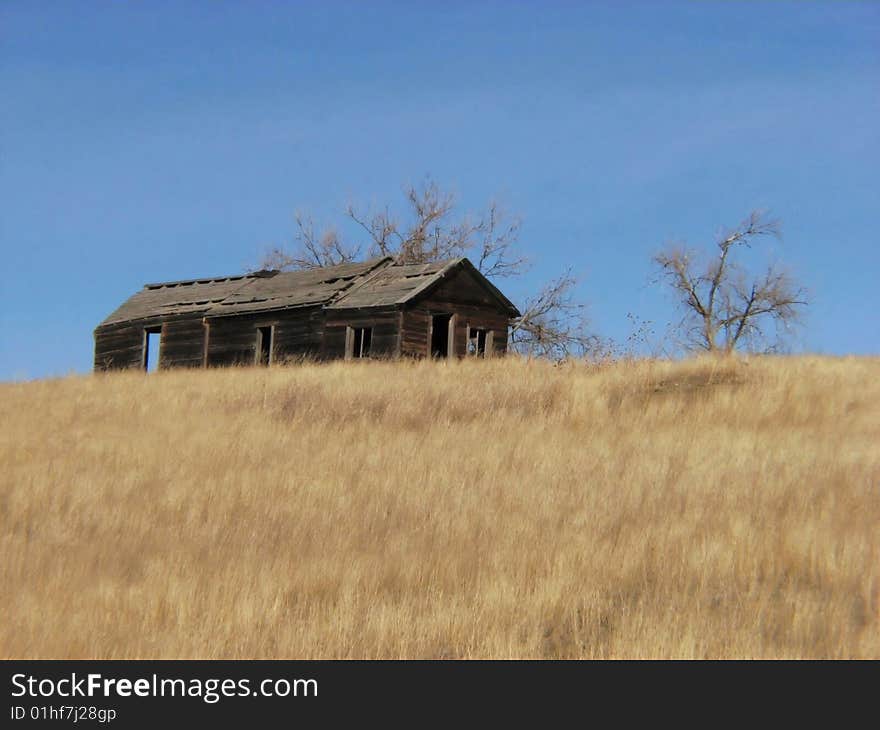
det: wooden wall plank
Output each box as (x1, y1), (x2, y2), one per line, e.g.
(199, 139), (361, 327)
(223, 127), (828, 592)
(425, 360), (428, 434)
(159, 319), (207, 369)
(323, 308), (400, 359)
(94, 325), (143, 371)
(205, 306), (324, 366)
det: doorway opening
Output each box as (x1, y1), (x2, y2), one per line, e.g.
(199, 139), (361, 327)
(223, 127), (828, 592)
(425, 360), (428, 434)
(430, 313), (452, 358)
(144, 326), (162, 372)
(256, 326), (273, 366)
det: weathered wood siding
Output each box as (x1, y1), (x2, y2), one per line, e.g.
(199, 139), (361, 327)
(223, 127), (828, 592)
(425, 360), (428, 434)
(322, 307), (400, 359)
(94, 320), (151, 371)
(160, 317), (207, 368)
(204, 307), (324, 366)
(400, 267), (511, 358)
(400, 309), (430, 357)
(95, 306), (325, 370)
(274, 307), (325, 361)
(95, 315), (209, 371)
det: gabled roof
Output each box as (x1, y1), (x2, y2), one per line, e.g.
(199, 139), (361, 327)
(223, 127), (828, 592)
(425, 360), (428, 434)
(328, 257), (520, 316)
(97, 256), (519, 327)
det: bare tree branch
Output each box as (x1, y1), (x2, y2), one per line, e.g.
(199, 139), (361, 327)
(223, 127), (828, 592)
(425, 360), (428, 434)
(474, 202), (528, 279)
(344, 178), (531, 274)
(509, 270), (597, 360)
(258, 213), (360, 271)
(653, 210), (807, 354)
(346, 204), (403, 258)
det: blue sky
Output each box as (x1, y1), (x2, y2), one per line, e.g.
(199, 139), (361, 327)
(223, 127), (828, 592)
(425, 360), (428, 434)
(1, 1), (877, 379)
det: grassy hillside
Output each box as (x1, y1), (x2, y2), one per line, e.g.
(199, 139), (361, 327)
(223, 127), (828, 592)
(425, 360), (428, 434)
(1, 356), (877, 658)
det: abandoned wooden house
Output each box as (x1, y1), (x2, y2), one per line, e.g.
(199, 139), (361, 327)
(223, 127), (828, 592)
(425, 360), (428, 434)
(93, 257), (521, 371)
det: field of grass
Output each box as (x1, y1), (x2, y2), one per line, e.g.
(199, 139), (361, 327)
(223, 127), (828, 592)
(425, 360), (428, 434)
(1, 355), (877, 658)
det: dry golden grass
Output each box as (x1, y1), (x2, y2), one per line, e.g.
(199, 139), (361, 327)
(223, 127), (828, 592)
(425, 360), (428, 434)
(1, 355), (878, 658)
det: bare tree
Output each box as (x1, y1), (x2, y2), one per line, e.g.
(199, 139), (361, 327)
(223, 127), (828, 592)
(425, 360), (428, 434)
(259, 177), (592, 359)
(509, 269), (599, 359)
(345, 178), (527, 277)
(260, 213), (361, 271)
(653, 210), (807, 354)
